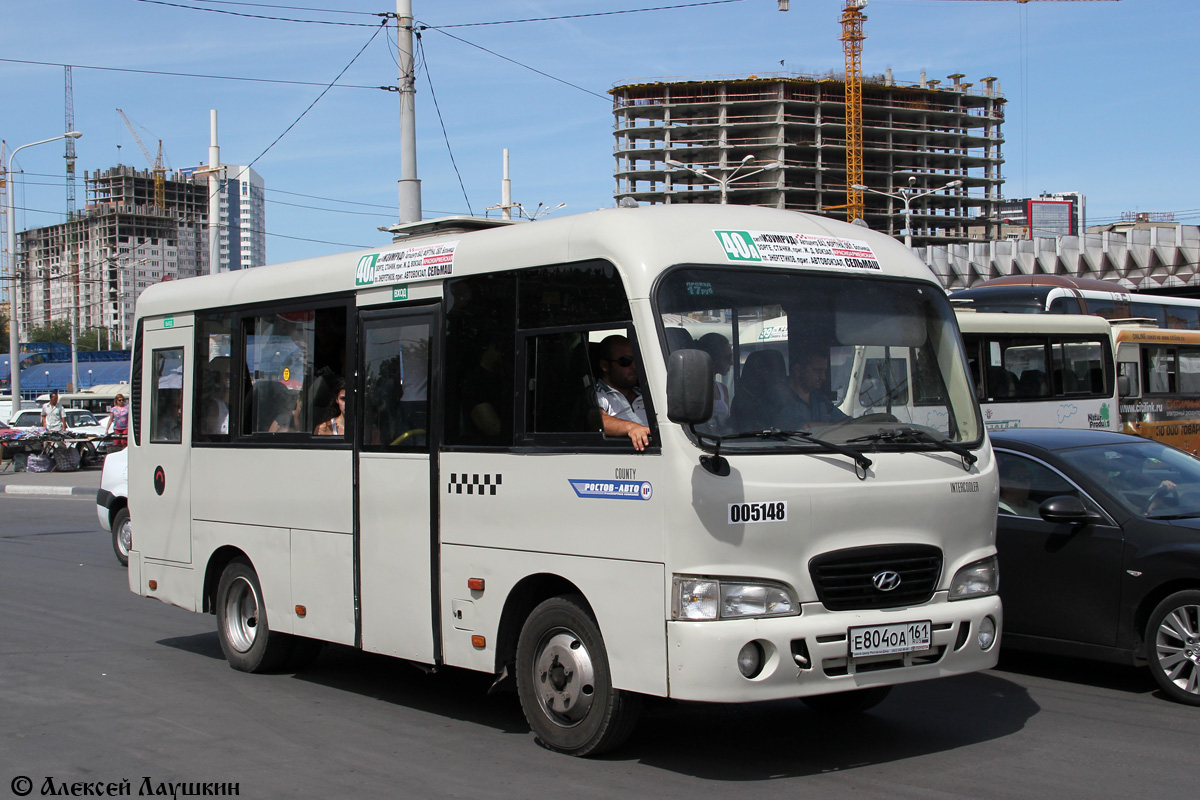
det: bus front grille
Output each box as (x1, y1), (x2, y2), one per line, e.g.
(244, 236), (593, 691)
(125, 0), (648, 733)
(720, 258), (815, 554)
(809, 544), (942, 611)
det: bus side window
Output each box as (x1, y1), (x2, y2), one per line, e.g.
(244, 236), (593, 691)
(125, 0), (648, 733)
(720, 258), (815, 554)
(363, 317), (431, 448)
(196, 313), (234, 440)
(1118, 361), (1140, 397)
(150, 347), (184, 444)
(444, 273), (518, 447)
(524, 331), (603, 434)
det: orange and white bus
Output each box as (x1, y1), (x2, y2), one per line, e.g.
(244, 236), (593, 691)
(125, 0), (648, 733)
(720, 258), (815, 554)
(1113, 324), (1200, 455)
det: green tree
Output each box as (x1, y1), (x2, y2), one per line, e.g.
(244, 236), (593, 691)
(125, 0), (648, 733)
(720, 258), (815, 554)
(76, 327), (116, 352)
(26, 319), (73, 347)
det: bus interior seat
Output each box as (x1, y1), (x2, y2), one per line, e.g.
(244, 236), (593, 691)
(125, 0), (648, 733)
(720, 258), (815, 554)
(731, 349), (786, 430)
(986, 366), (1017, 399)
(252, 379), (293, 432)
(1018, 369), (1048, 398)
(664, 327), (695, 354)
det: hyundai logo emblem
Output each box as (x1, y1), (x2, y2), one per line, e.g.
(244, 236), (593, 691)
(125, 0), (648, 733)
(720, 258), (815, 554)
(872, 570), (902, 592)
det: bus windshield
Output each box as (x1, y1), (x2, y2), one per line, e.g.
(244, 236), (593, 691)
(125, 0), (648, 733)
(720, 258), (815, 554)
(656, 267), (981, 448)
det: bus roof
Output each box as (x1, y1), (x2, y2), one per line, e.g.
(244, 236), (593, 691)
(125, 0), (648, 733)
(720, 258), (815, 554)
(954, 311), (1114, 336)
(135, 204), (931, 319)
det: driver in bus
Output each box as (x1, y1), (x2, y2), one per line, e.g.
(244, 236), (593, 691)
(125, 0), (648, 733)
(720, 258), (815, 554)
(595, 335), (651, 451)
(778, 347), (847, 428)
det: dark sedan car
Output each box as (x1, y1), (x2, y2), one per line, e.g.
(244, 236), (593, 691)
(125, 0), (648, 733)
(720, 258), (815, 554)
(991, 428), (1200, 705)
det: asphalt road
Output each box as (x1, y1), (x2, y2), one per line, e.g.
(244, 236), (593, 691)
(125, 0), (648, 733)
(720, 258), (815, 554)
(2, 493), (1197, 799)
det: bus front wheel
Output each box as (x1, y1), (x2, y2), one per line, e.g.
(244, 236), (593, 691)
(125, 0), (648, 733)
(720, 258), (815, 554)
(515, 594), (641, 756)
(216, 558), (292, 673)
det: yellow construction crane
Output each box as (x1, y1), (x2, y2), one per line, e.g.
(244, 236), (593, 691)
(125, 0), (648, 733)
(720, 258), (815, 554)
(838, 0), (1119, 223)
(116, 109), (166, 211)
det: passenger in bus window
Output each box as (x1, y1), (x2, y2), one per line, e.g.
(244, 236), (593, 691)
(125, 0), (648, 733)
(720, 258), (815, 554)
(314, 378), (346, 436)
(200, 356), (231, 435)
(269, 390), (303, 433)
(697, 333), (733, 430)
(595, 335), (651, 451)
(462, 341), (509, 441)
(157, 391), (183, 442)
(779, 348), (848, 428)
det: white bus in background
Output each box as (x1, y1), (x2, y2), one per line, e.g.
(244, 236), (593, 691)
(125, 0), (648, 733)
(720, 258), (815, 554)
(127, 204), (1000, 757)
(955, 313), (1118, 433)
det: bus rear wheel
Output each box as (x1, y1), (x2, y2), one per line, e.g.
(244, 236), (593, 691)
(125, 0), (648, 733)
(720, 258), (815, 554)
(111, 507), (131, 567)
(216, 558), (293, 673)
(516, 594), (640, 756)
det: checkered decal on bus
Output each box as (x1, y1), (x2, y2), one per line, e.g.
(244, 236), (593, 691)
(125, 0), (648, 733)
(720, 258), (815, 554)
(448, 473), (502, 496)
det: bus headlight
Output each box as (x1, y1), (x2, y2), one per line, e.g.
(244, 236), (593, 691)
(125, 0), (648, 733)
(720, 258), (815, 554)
(674, 577), (798, 620)
(949, 556), (999, 600)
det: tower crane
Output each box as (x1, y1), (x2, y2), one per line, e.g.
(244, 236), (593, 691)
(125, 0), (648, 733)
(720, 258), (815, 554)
(837, 0), (1119, 224)
(116, 109), (166, 210)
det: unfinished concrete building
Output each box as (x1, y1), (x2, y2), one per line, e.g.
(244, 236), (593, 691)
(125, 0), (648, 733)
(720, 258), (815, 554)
(611, 72), (1006, 247)
(18, 166), (208, 348)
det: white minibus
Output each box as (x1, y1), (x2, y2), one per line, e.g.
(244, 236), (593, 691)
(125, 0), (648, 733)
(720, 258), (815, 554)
(955, 312), (1118, 433)
(127, 204), (1000, 756)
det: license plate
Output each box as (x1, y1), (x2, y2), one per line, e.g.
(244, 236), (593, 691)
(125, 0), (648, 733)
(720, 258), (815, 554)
(848, 620), (932, 658)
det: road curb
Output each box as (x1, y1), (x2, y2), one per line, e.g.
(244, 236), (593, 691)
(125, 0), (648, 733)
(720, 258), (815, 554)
(2, 485), (96, 497)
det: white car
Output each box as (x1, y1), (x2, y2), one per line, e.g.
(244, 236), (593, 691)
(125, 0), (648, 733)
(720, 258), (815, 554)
(96, 447), (130, 566)
(9, 408), (108, 465)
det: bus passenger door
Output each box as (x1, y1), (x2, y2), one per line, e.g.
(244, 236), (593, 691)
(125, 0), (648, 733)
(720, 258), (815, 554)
(135, 321), (193, 564)
(357, 307), (437, 662)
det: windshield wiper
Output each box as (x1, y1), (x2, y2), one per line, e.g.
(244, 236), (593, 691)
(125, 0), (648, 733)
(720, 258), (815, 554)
(722, 428), (873, 475)
(1146, 512), (1200, 520)
(847, 426), (977, 471)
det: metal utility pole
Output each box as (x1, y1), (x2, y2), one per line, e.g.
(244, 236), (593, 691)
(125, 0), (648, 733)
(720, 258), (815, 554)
(396, 0), (422, 223)
(8, 132), (82, 405)
(208, 110), (222, 275)
(66, 66), (80, 389)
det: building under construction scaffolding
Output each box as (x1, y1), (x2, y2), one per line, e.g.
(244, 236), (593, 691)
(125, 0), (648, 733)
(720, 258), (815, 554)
(611, 71), (1006, 246)
(17, 165), (207, 348)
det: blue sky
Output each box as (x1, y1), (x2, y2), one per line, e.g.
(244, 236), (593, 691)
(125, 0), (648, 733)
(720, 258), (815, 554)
(4, 0), (1196, 265)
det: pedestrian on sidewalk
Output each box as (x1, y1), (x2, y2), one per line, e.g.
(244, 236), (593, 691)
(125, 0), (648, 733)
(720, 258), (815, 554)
(41, 392), (66, 432)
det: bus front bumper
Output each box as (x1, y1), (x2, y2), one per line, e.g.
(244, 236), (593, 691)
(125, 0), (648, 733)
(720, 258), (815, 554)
(664, 593), (1001, 702)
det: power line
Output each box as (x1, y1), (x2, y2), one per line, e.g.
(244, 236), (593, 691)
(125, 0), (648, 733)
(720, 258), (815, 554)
(247, 19), (389, 168)
(415, 32), (473, 216)
(418, 26), (610, 102)
(132, 0), (384, 26)
(167, 0), (380, 14)
(0, 57), (386, 91)
(424, 0), (746, 29)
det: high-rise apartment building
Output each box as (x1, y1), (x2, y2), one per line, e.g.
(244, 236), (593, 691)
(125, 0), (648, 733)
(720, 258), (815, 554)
(181, 164), (266, 272)
(17, 166), (207, 348)
(611, 71), (1007, 246)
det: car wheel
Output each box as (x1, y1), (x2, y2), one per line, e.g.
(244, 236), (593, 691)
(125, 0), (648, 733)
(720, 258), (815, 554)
(516, 594), (641, 756)
(1145, 590), (1200, 705)
(111, 507), (132, 567)
(216, 558), (293, 673)
(801, 685), (893, 714)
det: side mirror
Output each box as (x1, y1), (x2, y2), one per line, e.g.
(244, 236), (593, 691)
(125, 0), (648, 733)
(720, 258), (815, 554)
(666, 349), (714, 425)
(1039, 495), (1103, 525)
(1117, 375), (1130, 397)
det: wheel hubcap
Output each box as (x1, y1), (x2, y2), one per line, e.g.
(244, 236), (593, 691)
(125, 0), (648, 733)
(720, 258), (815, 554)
(117, 519), (132, 556)
(223, 576), (261, 654)
(533, 629), (596, 727)
(1155, 603), (1200, 694)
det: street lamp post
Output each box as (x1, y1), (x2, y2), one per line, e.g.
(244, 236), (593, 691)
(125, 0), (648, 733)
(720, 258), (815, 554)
(666, 155), (781, 204)
(852, 177), (963, 249)
(7, 131), (83, 404)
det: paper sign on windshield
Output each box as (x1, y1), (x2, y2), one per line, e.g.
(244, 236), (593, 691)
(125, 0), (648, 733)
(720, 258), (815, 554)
(715, 229), (880, 271)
